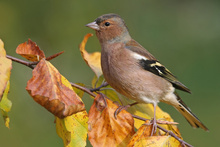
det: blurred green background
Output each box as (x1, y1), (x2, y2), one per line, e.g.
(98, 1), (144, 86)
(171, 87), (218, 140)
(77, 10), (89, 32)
(1, 0), (219, 146)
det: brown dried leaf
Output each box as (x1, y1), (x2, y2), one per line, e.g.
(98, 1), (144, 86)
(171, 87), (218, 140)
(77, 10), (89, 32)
(16, 39), (45, 61)
(80, 33), (102, 78)
(0, 39), (12, 100)
(88, 94), (135, 147)
(127, 120), (181, 147)
(26, 59), (85, 118)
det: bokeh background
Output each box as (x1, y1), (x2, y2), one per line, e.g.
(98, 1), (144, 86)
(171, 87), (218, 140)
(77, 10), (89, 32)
(1, 0), (219, 146)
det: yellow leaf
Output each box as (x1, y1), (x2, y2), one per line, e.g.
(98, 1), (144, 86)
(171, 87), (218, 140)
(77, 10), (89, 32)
(88, 94), (135, 147)
(26, 59), (85, 118)
(128, 136), (181, 147)
(0, 40), (12, 128)
(0, 81), (12, 128)
(127, 120), (181, 147)
(79, 33), (102, 78)
(56, 110), (88, 147)
(0, 39), (6, 56)
(0, 40), (12, 100)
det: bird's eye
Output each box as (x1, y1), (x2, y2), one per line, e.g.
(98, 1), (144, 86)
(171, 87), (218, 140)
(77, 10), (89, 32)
(105, 22), (110, 26)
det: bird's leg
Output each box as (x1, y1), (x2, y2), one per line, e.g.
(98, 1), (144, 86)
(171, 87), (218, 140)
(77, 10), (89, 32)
(114, 102), (138, 119)
(150, 103), (157, 136)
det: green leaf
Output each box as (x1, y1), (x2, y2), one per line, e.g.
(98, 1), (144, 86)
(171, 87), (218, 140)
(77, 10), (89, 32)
(0, 81), (12, 128)
(56, 110), (88, 147)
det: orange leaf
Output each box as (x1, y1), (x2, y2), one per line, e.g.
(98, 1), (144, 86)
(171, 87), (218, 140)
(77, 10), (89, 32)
(26, 59), (85, 118)
(16, 39), (45, 61)
(127, 120), (181, 147)
(88, 94), (135, 147)
(0, 39), (12, 100)
(80, 33), (102, 78)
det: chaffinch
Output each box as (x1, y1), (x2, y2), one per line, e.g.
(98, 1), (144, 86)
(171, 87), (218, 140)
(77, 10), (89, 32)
(86, 13), (208, 133)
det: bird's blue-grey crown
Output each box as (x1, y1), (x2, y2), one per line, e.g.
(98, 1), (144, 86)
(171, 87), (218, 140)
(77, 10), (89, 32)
(95, 13), (128, 30)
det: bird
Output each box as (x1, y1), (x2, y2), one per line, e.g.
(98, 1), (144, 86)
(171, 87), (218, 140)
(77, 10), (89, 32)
(86, 13), (208, 134)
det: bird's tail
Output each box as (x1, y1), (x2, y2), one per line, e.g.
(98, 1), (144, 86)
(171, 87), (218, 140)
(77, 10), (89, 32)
(174, 94), (209, 131)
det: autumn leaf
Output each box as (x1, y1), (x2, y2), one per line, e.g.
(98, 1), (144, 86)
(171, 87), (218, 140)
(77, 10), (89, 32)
(0, 39), (6, 56)
(0, 39), (12, 100)
(88, 94), (135, 147)
(127, 120), (181, 147)
(56, 110), (88, 147)
(16, 39), (45, 61)
(26, 59), (85, 118)
(0, 81), (12, 128)
(80, 33), (102, 78)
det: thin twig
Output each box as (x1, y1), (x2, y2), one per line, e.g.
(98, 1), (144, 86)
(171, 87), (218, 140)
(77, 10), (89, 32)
(131, 114), (193, 147)
(90, 82), (109, 92)
(6, 55), (35, 69)
(70, 82), (96, 97)
(46, 51), (64, 61)
(6, 51), (65, 69)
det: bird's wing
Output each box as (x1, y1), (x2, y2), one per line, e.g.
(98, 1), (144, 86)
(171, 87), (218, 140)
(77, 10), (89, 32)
(125, 39), (191, 93)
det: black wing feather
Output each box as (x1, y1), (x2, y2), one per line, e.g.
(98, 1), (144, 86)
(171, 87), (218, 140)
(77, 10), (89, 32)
(139, 59), (191, 93)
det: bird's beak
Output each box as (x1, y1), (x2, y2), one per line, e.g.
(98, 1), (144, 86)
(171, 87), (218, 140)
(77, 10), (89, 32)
(86, 21), (100, 31)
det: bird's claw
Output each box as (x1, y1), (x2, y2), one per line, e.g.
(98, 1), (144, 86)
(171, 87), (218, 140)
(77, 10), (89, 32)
(150, 118), (158, 136)
(143, 118), (158, 136)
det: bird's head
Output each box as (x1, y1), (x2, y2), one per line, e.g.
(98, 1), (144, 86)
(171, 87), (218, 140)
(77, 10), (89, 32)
(86, 13), (131, 43)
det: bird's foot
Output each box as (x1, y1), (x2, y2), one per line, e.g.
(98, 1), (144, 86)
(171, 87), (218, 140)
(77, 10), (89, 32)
(143, 118), (158, 136)
(150, 118), (158, 136)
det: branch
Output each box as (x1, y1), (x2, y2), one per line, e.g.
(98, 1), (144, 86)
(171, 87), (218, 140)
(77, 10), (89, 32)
(6, 51), (64, 69)
(90, 82), (109, 92)
(46, 51), (64, 61)
(6, 55), (35, 69)
(70, 82), (96, 97)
